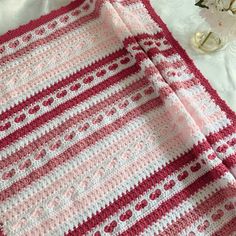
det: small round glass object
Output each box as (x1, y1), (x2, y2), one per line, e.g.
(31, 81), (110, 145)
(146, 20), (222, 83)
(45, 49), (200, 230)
(191, 22), (225, 53)
(191, 30), (224, 53)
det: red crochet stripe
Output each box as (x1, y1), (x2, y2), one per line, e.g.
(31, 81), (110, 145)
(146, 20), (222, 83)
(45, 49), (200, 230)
(122, 32), (164, 46)
(0, 48), (127, 122)
(0, 1), (235, 235)
(0, 64), (139, 151)
(0, 223), (4, 236)
(222, 154), (236, 170)
(0, 96), (162, 202)
(0, 0), (85, 44)
(120, 164), (228, 235)
(207, 124), (236, 145)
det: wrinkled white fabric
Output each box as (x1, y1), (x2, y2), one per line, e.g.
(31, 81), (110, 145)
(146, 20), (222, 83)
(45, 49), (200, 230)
(0, 0), (235, 112)
(0, 0), (71, 34)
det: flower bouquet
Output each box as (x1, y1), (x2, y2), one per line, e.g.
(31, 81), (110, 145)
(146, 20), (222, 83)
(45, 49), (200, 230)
(193, 0), (236, 52)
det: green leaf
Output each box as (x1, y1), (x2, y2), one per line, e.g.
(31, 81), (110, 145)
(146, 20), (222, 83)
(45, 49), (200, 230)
(195, 0), (209, 9)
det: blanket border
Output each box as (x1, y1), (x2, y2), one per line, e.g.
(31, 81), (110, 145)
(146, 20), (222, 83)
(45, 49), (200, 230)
(141, 0), (236, 126)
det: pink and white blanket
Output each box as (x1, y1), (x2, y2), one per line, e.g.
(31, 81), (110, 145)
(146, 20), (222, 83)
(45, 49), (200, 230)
(0, 0), (236, 235)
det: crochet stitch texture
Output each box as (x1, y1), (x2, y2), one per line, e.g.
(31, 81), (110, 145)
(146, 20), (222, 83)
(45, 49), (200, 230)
(0, 0), (236, 235)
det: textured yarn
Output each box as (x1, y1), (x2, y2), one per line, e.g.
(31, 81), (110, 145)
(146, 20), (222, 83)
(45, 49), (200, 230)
(0, 0), (236, 235)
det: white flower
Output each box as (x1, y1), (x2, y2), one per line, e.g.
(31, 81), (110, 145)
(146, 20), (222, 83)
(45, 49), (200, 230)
(200, 7), (236, 40)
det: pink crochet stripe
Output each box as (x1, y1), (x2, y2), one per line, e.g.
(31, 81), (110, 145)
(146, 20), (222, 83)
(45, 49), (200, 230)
(0, 25), (121, 84)
(0, 97), (162, 202)
(0, 47), (175, 131)
(0, 44), (173, 121)
(25, 134), (190, 234)
(4, 104), (232, 223)
(0, 32), (168, 121)
(65, 140), (224, 235)
(49, 136), (232, 232)
(0, 48), (206, 152)
(0, 76), (203, 154)
(36, 143), (232, 235)
(0, 32), (163, 84)
(211, 216), (236, 236)
(63, 118), (234, 234)
(4, 131), (235, 224)
(0, 78), (222, 171)
(25, 146), (216, 235)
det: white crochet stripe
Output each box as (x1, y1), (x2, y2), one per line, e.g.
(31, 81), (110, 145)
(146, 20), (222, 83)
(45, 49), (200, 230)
(164, 65), (195, 83)
(0, 34), (121, 109)
(110, 1), (162, 35)
(119, 171), (235, 236)
(0, 17), (107, 81)
(162, 88), (230, 138)
(171, 84), (231, 133)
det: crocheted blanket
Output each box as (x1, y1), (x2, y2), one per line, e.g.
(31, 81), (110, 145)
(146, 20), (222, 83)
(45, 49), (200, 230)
(1, 0), (236, 235)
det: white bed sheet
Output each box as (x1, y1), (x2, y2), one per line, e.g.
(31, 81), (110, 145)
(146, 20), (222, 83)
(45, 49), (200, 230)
(0, 0), (235, 112)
